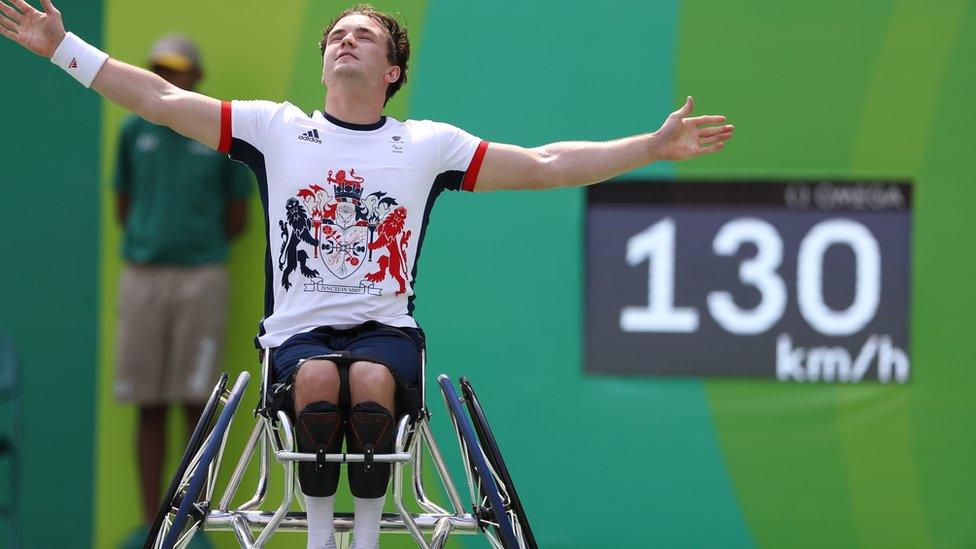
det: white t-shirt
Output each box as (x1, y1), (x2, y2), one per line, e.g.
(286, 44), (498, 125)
(218, 100), (489, 348)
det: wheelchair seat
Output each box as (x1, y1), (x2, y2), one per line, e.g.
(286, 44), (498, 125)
(147, 345), (535, 549)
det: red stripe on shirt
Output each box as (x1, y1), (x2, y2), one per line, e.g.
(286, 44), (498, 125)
(217, 101), (232, 153)
(461, 140), (490, 192)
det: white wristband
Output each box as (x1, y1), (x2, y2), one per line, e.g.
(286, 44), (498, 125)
(50, 32), (109, 88)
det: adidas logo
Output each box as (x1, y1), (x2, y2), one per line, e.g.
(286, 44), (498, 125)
(68, 58), (78, 69)
(298, 129), (322, 144)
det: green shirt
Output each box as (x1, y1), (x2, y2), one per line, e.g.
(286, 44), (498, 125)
(114, 115), (253, 265)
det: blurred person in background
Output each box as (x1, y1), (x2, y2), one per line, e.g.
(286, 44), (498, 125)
(111, 34), (252, 549)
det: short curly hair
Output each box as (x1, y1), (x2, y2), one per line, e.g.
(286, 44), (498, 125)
(320, 5), (410, 105)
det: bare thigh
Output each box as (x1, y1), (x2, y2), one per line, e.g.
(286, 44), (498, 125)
(293, 359), (341, 411)
(349, 361), (396, 412)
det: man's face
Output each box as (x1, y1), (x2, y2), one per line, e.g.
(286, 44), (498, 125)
(153, 66), (201, 91)
(321, 14), (399, 92)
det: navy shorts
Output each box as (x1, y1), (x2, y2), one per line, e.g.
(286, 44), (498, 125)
(272, 321), (425, 389)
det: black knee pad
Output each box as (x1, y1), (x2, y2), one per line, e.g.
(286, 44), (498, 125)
(346, 401), (395, 498)
(295, 400), (344, 497)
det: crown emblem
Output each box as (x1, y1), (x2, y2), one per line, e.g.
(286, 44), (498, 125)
(327, 169), (365, 201)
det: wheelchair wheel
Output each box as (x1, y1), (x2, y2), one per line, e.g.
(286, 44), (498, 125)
(144, 373), (227, 549)
(460, 377), (538, 549)
(438, 375), (520, 549)
(146, 372), (249, 549)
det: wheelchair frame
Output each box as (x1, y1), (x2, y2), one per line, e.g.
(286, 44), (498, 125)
(147, 348), (534, 549)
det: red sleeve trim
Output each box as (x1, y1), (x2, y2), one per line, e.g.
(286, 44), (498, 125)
(460, 140), (490, 192)
(217, 101), (233, 153)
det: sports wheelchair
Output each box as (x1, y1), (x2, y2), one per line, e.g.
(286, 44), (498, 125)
(145, 349), (537, 548)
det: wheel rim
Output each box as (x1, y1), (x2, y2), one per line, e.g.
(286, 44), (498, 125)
(438, 375), (519, 548)
(460, 376), (537, 549)
(145, 373), (227, 549)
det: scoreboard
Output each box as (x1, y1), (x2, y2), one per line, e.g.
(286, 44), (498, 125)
(585, 181), (912, 383)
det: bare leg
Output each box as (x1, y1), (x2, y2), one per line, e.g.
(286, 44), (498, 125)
(294, 359), (341, 410)
(293, 360), (342, 549)
(348, 362), (396, 549)
(138, 404), (167, 525)
(183, 403), (204, 439)
(348, 361), (395, 412)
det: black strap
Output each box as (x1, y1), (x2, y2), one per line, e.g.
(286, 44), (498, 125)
(363, 443), (375, 472)
(315, 444), (327, 471)
(260, 382), (291, 419)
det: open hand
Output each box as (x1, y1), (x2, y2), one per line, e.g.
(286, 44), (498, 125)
(654, 96), (735, 161)
(0, 0), (66, 58)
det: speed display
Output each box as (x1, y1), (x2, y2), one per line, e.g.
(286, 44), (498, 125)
(585, 181), (912, 383)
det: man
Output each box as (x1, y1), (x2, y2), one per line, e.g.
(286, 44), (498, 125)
(0, 2), (734, 548)
(110, 34), (251, 547)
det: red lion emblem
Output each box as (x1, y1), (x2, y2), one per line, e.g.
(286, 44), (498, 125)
(327, 168), (365, 186)
(364, 206), (411, 296)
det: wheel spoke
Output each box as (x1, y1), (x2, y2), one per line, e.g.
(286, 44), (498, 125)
(155, 519), (170, 549)
(175, 521), (201, 548)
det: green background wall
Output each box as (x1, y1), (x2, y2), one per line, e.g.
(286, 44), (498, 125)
(1, 1), (974, 547)
(0, 2), (102, 547)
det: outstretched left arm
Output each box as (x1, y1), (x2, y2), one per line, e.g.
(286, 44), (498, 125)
(474, 96), (734, 192)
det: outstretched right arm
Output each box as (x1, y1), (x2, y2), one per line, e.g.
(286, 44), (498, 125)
(0, 0), (221, 149)
(92, 59), (221, 149)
